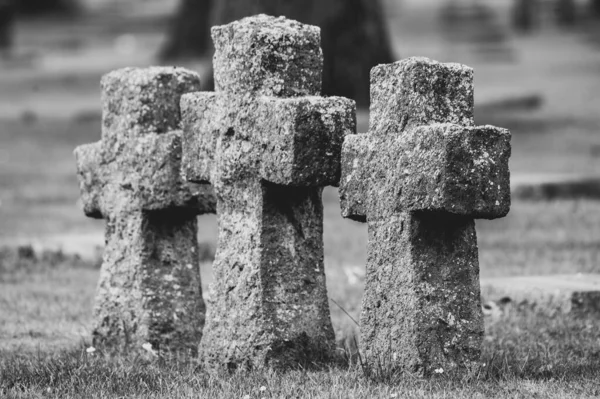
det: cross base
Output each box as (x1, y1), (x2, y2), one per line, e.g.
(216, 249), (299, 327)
(93, 209), (205, 354)
(361, 212), (483, 376)
(199, 181), (336, 370)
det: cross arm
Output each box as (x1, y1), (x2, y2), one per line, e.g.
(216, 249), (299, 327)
(180, 92), (222, 185)
(74, 141), (104, 219)
(117, 131), (215, 214)
(339, 134), (370, 223)
(255, 96), (356, 187)
(400, 123), (511, 219)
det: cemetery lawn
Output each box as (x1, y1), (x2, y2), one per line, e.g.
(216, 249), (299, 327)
(1, 196), (600, 397)
(1, 252), (600, 398)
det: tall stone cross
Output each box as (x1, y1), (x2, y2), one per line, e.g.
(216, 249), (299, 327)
(340, 57), (511, 375)
(181, 15), (356, 369)
(74, 67), (215, 354)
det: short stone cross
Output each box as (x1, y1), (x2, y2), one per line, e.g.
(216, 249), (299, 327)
(340, 57), (511, 375)
(74, 67), (215, 354)
(181, 15), (356, 369)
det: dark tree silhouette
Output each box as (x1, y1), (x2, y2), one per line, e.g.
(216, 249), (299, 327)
(592, 0), (600, 17)
(512, 0), (538, 33)
(555, 0), (576, 26)
(0, 0), (15, 54)
(17, 0), (77, 15)
(160, 0), (213, 60)
(162, 0), (394, 106)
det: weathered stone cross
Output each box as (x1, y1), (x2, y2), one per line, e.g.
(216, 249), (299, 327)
(340, 57), (511, 375)
(74, 67), (215, 353)
(181, 15), (356, 369)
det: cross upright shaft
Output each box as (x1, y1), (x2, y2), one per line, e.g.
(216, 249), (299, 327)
(74, 67), (215, 353)
(339, 57), (511, 375)
(181, 15), (356, 369)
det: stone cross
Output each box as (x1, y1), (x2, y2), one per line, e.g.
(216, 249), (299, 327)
(181, 15), (356, 369)
(339, 57), (511, 376)
(74, 67), (215, 354)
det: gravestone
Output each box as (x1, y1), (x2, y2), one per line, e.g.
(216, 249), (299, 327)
(339, 57), (511, 376)
(181, 15), (356, 369)
(593, 0), (600, 18)
(512, 0), (538, 33)
(511, 174), (600, 200)
(74, 67), (215, 354)
(555, 0), (576, 27)
(440, 1), (513, 62)
(482, 274), (600, 317)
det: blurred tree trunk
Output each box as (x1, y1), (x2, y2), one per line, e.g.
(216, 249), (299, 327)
(555, 0), (576, 26)
(162, 0), (394, 106)
(16, 0), (77, 16)
(160, 0), (212, 60)
(0, 0), (15, 54)
(512, 0), (538, 33)
(592, 0), (600, 18)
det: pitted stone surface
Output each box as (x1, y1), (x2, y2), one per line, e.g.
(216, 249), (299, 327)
(181, 15), (356, 370)
(101, 67), (204, 143)
(212, 14), (322, 98)
(74, 67), (216, 354)
(339, 57), (511, 376)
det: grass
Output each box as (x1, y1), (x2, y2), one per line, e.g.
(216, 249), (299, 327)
(1, 312), (599, 398)
(1, 214), (600, 398)
(0, 247), (98, 352)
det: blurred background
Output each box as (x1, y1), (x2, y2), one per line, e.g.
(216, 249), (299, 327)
(1, 0), (600, 354)
(1, 0), (599, 271)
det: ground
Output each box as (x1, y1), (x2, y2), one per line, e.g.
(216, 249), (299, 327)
(1, 1), (600, 397)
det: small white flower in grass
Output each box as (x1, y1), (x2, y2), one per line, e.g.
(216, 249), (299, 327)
(242, 395), (250, 399)
(391, 393), (398, 398)
(142, 342), (158, 356)
(260, 386), (267, 392)
(434, 367), (444, 374)
(86, 346), (96, 354)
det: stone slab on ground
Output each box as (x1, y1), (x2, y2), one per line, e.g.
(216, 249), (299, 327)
(481, 274), (600, 316)
(1, 232), (104, 261)
(511, 174), (600, 200)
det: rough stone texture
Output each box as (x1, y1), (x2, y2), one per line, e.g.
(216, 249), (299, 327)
(339, 57), (511, 376)
(181, 15), (356, 370)
(481, 275), (600, 317)
(211, 15), (323, 98)
(74, 67), (216, 354)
